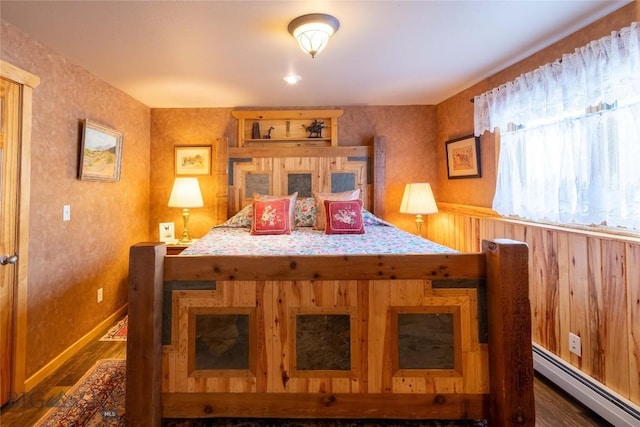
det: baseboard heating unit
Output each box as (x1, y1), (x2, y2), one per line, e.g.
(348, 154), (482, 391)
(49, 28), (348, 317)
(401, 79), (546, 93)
(533, 343), (640, 427)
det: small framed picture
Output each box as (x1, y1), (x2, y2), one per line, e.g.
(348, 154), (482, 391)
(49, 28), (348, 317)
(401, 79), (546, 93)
(79, 119), (124, 182)
(175, 145), (212, 176)
(159, 222), (175, 243)
(445, 135), (481, 179)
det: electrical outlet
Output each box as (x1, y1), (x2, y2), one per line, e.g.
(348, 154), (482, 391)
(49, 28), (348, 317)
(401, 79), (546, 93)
(97, 288), (103, 303)
(63, 205), (71, 221)
(569, 332), (581, 357)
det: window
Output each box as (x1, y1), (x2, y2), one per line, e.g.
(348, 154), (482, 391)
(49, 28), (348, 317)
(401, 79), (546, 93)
(474, 22), (640, 231)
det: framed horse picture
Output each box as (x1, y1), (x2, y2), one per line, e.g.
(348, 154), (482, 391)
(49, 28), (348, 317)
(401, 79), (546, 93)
(445, 135), (481, 179)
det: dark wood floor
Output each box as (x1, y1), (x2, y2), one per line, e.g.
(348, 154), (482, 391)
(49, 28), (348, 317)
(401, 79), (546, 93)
(0, 317), (612, 426)
(0, 321), (127, 427)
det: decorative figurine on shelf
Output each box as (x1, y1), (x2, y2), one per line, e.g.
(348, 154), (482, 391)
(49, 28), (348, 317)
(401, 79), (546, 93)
(263, 126), (275, 139)
(251, 122), (261, 139)
(303, 120), (327, 138)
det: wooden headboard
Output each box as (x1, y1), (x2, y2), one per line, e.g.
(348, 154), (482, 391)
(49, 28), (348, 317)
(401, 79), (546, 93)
(215, 136), (387, 221)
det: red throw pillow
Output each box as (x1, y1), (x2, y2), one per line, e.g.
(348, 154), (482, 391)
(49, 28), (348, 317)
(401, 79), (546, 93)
(253, 192), (298, 229)
(251, 198), (292, 235)
(324, 199), (365, 234)
(313, 189), (360, 230)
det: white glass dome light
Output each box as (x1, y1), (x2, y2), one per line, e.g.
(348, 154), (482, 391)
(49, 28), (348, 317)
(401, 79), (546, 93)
(283, 75), (302, 85)
(288, 14), (340, 58)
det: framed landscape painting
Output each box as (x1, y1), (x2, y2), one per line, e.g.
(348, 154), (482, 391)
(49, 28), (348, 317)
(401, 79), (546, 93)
(445, 135), (481, 179)
(78, 119), (123, 182)
(175, 145), (212, 176)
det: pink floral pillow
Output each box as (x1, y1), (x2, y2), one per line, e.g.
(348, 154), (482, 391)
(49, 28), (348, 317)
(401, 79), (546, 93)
(324, 199), (365, 234)
(250, 198), (292, 235)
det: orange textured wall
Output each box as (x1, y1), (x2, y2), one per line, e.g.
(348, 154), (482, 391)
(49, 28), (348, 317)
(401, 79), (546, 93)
(149, 105), (437, 235)
(1, 21), (150, 377)
(150, 108), (235, 240)
(436, 2), (638, 208)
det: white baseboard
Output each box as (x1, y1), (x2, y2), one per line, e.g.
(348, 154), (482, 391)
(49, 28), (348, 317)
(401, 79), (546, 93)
(24, 305), (128, 391)
(533, 343), (640, 427)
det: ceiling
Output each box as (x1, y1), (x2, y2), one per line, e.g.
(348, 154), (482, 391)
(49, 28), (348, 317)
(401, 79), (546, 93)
(0, 1), (632, 108)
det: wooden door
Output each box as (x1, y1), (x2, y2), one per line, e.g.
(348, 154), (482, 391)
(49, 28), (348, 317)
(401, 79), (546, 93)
(0, 76), (19, 405)
(0, 61), (39, 406)
(0, 77), (21, 406)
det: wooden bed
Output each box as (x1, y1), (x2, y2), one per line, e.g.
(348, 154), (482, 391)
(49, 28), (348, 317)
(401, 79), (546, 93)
(126, 138), (535, 426)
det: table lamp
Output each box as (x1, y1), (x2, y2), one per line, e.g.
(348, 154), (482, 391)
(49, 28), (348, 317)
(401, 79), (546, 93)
(399, 183), (438, 235)
(168, 177), (203, 243)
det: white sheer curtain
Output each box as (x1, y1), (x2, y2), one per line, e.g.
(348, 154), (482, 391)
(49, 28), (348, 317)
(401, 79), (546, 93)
(474, 22), (640, 230)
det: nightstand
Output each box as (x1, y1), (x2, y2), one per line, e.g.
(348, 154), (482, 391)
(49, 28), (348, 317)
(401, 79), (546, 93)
(165, 240), (197, 255)
(166, 244), (187, 255)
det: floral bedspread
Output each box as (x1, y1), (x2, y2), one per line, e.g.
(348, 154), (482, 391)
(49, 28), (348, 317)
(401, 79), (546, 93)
(181, 224), (455, 256)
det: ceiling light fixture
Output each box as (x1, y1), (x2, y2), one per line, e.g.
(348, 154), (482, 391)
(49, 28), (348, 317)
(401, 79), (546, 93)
(283, 75), (301, 85)
(288, 13), (340, 58)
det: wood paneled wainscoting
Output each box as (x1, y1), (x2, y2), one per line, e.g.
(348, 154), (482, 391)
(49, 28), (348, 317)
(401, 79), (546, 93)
(423, 203), (640, 425)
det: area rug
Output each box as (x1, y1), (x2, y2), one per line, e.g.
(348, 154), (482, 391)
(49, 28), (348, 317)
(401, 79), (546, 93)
(34, 359), (126, 426)
(99, 316), (128, 341)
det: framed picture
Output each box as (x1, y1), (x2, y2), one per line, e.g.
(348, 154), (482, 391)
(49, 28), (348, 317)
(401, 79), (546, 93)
(175, 145), (212, 176)
(159, 222), (175, 243)
(78, 119), (123, 182)
(445, 135), (481, 179)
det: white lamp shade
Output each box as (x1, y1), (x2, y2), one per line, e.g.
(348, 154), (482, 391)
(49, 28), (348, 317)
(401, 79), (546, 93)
(400, 183), (438, 215)
(168, 177), (204, 208)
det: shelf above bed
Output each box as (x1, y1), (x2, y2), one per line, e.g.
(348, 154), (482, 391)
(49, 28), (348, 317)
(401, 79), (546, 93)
(232, 109), (343, 147)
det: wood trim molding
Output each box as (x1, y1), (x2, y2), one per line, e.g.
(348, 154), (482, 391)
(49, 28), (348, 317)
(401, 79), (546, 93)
(437, 202), (498, 218)
(0, 60), (40, 88)
(24, 305), (127, 391)
(231, 109), (344, 120)
(438, 202), (640, 244)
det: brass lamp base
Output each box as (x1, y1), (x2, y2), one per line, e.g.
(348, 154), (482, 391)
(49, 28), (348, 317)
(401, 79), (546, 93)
(414, 214), (424, 236)
(178, 208), (192, 244)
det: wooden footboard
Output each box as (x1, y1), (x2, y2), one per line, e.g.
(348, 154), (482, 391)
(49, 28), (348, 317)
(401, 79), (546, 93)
(126, 239), (534, 426)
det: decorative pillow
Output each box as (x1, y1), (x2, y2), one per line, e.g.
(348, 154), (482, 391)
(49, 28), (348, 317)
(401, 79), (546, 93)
(221, 204), (253, 228)
(250, 198), (291, 235)
(254, 192), (297, 229)
(313, 189), (361, 230)
(295, 197), (316, 227)
(324, 199), (365, 234)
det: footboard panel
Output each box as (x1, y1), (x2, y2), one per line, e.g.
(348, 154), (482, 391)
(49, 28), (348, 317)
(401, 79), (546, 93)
(127, 240), (534, 426)
(161, 393), (489, 420)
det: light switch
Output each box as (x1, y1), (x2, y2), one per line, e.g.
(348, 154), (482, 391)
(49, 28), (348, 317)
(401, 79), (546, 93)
(63, 205), (71, 221)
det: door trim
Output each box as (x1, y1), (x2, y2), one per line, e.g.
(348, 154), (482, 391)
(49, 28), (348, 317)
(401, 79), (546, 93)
(1, 60), (40, 395)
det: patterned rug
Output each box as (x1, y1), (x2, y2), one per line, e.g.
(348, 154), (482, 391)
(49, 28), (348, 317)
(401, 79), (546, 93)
(99, 316), (128, 341)
(34, 357), (486, 426)
(34, 359), (126, 426)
